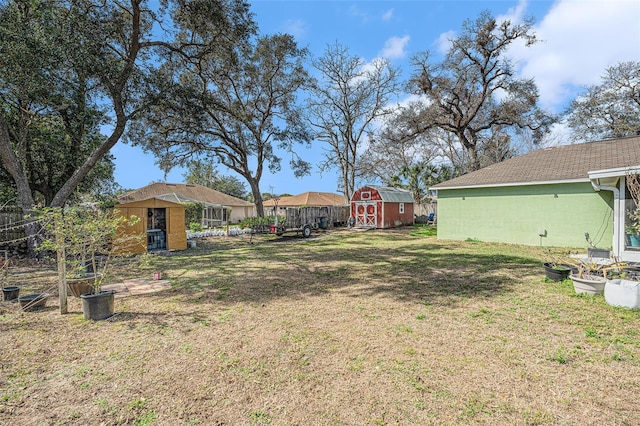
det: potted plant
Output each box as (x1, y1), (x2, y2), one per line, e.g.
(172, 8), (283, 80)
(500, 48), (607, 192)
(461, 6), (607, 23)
(62, 241), (105, 298)
(625, 171), (640, 247)
(542, 251), (575, 281)
(39, 206), (141, 320)
(625, 209), (640, 247)
(543, 262), (573, 281)
(568, 258), (616, 295)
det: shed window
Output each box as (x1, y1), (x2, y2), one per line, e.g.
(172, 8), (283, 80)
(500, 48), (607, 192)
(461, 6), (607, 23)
(361, 191), (371, 200)
(399, 203), (405, 214)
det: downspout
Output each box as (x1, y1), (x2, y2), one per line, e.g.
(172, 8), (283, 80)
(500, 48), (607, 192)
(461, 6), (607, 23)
(590, 179), (620, 257)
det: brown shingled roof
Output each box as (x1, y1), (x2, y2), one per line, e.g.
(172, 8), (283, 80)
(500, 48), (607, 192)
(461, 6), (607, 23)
(262, 192), (347, 207)
(118, 183), (254, 207)
(432, 136), (640, 189)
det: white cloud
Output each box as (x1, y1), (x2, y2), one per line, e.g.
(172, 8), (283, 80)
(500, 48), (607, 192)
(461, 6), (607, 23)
(395, 93), (429, 110)
(283, 19), (307, 39)
(435, 30), (456, 54)
(496, 0), (528, 25)
(511, 0), (640, 112)
(349, 5), (370, 22)
(382, 8), (394, 22)
(379, 35), (410, 60)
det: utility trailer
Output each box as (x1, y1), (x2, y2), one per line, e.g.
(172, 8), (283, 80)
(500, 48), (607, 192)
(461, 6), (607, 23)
(268, 206), (350, 237)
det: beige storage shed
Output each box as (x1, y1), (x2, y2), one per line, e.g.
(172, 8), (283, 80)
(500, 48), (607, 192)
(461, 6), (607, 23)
(115, 198), (187, 254)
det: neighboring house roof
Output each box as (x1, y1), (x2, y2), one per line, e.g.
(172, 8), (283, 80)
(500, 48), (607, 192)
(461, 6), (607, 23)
(153, 193), (222, 208)
(263, 192), (347, 207)
(362, 186), (415, 203)
(118, 183), (254, 207)
(432, 136), (640, 190)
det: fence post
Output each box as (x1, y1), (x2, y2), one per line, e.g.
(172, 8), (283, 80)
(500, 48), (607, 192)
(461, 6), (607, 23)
(55, 221), (68, 314)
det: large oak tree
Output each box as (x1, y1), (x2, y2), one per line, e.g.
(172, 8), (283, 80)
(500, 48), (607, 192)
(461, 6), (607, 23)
(131, 32), (310, 217)
(408, 11), (555, 172)
(0, 0), (254, 254)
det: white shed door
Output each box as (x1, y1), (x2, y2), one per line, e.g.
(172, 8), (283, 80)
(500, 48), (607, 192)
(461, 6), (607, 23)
(355, 202), (377, 227)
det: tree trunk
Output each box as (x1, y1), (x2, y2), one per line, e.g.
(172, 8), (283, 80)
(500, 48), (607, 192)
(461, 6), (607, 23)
(0, 115), (39, 257)
(49, 121), (126, 208)
(248, 178), (264, 217)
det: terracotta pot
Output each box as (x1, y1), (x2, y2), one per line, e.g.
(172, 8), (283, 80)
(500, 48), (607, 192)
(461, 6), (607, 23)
(67, 274), (101, 297)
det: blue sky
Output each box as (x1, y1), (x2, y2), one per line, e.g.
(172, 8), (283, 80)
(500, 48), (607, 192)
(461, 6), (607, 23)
(112, 0), (640, 196)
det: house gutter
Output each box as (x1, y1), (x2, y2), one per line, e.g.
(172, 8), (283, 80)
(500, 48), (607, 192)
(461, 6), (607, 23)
(590, 178), (620, 257)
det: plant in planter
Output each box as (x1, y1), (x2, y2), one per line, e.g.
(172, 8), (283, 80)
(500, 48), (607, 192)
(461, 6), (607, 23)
(543, 262), (573, 282)
(625, 171), (640, 247)
(625, 209), (640, 247)
(567, 258), (619, 296)
(542, 250), (575, 281)
(38, 206), (141, 320)
(61, 237), (104, 298)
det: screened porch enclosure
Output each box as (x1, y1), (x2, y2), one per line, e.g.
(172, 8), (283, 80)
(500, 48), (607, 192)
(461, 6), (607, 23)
(201, 204), (229, 228)
(151, 193), (231, 228)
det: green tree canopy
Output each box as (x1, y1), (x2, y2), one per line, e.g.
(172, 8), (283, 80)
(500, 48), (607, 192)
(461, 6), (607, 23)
(0, 0), (255, 255)
(130, 31), (310, 217)
(183, 159), (248, 199)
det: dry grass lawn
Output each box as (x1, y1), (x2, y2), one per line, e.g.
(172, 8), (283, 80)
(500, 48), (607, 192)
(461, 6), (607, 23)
(1, 226), (639, 425)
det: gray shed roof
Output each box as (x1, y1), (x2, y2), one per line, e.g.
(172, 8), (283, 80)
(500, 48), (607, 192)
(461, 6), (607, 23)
(368, 186), (415, 203)
(432, 136), (640, 190)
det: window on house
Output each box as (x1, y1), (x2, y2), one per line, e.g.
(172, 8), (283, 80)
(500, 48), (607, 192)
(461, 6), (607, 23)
(399, 203), (405, 214)
(625, 177), (640, 251)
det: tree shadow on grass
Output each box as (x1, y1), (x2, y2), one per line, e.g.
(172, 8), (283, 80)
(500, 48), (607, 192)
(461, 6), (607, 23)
(159, 229), (543, 308)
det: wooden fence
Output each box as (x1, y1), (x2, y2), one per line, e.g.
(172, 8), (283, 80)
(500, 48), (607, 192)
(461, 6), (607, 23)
(284, 205), (350, 228)
(0, 207), (26, 244)
(414, 202), (437, 219)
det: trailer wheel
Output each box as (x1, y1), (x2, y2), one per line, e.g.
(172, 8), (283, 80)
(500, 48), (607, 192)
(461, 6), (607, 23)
(302, 225), (311, 238)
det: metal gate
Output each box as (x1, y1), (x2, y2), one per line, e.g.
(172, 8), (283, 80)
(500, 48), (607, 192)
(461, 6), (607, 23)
(355, 202), (377, 227)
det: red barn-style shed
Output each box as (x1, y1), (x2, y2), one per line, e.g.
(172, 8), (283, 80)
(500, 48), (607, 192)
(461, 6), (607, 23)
(351, 186), (415, 229)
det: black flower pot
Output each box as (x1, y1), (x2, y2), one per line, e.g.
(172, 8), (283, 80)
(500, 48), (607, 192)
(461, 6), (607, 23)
(18, 293), (49, 311)
(80, 290), (116, 321)
(543, 262), (572, 281)
(2, 286), (20, 301)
